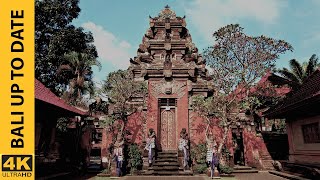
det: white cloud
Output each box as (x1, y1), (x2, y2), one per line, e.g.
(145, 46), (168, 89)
(119, 41), (131, 48)
(183, 0), (287, 42)
(82, 21), (132, 69)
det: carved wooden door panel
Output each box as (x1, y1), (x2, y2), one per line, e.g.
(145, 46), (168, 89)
(160, 108), (176, 151)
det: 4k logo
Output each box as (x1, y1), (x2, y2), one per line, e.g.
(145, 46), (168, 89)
(2, 155), (32, 171)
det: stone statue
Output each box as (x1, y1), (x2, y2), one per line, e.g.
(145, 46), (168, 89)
(145, 128), (156, 166)
(178, 128), (189, 170)
(163, 53), (172, 77)
(145, 28), (154, 39)
(165, 53), (170, 62)
(113, 133), (124, 177)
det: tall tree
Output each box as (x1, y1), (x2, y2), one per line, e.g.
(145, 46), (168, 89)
(58, 51), (102, 105)
(35, 0), (98, 95)
(194, 24), (292, 154)
(100, 70), (148, 138)
(275, 54), (319, 90)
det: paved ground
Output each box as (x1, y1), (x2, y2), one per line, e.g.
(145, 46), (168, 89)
(235, 171), (287, 180)
(123, 176), (206, 180)
(84, 171), (287, 180)
(89, 176), (235, 180)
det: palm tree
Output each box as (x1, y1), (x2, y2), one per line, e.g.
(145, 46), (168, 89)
(273, 54), (319, 90)
(57, 51), (102, 105)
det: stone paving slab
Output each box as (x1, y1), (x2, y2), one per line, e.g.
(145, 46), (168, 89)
(235, 171), (287, 180)
(269, 170), (310, 180)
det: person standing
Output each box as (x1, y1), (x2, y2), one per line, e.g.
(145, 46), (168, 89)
(179, 128), (189, 170)
(145, 128), (156, 166)
(114, 134), (124, 177)
(207, 136), (218, 179)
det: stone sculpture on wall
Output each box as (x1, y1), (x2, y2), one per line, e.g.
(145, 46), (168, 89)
(149, 79), (187, 99)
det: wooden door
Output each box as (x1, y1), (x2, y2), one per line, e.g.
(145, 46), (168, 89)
(160, 108), (176, 151)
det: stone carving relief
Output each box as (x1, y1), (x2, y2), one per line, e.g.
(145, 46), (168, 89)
(163, 54), (172, 77)
(150, 79), (187, 99)
(145, 28), (154, 39)
(171, 53), (176, 61)
(160, 53), (165, 60)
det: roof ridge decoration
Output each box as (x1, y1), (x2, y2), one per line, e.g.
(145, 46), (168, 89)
(158, 5), (176, 20)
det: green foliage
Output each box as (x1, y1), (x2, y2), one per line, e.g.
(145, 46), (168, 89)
(221, 145), (231, 160)
(99, 115), (116, 129)
(204, 24), (292, 94)
(128, 143), (142, 172)
(35, 0), (98, 96)
(191, 142), (207, 164)
(219, 164), (233, 174)
(102, 69), (147, 121)
(194, 164), (208, 174)
(276, 54), (319, 91)
(59, 51), (101, 104)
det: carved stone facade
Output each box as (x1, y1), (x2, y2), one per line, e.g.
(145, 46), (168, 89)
(129, 6), (213, 152)
(125, 6), (275, 171)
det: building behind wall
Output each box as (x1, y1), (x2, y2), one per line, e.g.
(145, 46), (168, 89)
(265, 68), (320, 179)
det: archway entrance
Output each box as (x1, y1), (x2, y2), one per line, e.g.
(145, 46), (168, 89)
(232, 128), (245, 166)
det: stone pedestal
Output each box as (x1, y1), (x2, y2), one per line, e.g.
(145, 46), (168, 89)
(178, 151), (184, 168)
(142, 157), (149, 170)
(110, 163), (117, 177)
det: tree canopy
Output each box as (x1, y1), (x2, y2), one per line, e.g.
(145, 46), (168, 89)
(58, 51), (102, 105)
(194, 24), (293, 153)
(275, 54), (319, 90)
(35, 0), (98, 96)
(99, 70), (147, 133)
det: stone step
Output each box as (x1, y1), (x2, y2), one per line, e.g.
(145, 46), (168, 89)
(157, 154), (178, 158)
(152, 171), (193, 176)
(179, 170), (193, 176)
(155, 158), (178, 162)
(149, 166), (180, 171)
(153, 162), (179, 166)
(158, 151), (178, 155)
(142, 170), (153, 175)
(233, 166), (253, 170)
(262, 160), (275, 170)
(233, 169), (258, 173)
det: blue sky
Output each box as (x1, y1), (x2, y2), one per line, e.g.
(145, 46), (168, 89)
(72, 0), (320, 84)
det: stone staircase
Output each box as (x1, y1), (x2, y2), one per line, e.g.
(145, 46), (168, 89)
(233, 165), (258, 173)
(144, 151), (192, 176)
(87, 156), (102, 173)
(260, 152), (275, 170)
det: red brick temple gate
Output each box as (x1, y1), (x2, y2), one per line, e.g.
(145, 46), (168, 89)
(129, 5), (213, 152)
(114, 6), (278, 175)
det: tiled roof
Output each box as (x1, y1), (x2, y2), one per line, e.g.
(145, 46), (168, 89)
(35, 79), (87, 115)
(264, 68), (320, 118)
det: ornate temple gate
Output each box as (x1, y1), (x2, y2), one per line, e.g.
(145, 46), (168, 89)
(159, 98), (177, 151)
(129, 5), (213, 154)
